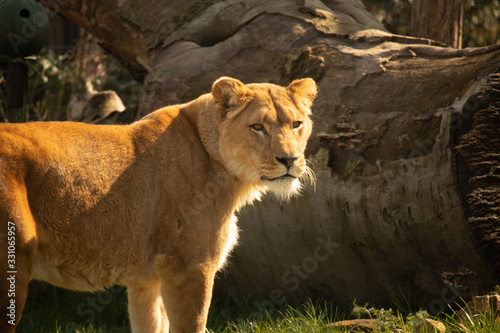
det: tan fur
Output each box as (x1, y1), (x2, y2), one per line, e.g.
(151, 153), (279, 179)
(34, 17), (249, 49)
(0, 77), (316, 333)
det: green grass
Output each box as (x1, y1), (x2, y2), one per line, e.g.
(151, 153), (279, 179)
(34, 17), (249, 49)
(444, 306), (500, 333)
(15, 282), (500, 332)
(207, 297), (342, 333)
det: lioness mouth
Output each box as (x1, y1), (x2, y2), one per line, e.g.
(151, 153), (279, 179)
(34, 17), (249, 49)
(264, 174), (297, 181)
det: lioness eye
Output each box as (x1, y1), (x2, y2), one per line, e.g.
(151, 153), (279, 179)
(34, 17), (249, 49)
(251, 123), (264, 131)
(292, 121), (302, 129)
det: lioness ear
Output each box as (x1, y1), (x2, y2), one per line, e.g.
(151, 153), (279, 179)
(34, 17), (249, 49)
(212, 77), (254, 118)
(286, 78), (317, 114)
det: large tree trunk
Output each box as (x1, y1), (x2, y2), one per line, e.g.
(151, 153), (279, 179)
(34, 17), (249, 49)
(411, 0), (466, 49)
(42, 0), (500, 307)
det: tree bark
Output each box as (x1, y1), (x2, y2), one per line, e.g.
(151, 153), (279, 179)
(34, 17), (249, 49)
(411, 0), (465, 49)
(455, 74), (500, 280)
(42, 0), (500, 307)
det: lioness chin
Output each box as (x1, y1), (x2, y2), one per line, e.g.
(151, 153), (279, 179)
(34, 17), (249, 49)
(0, 77), (316, 333)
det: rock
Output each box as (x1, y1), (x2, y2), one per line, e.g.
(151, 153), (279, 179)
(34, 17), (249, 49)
(327, 319), (378, 332)
(414, 318), (446, 332)
(68, 79), (126, 123)
(327, 319), (402, 332)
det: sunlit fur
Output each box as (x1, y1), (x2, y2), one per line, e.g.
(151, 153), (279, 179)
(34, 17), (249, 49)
(212, 77), (317, 204)
(0, 76), (316, 333)
(264, 163), (316, 201)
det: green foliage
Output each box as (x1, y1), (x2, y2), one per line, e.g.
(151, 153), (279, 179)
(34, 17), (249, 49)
(352, 300), (398, 331)
(0, 32), (140, 123)
(352, 299), (445, 332)
(464, 0), (500, 47)
(405, 310), (431, 328)
(362, 0), (500, 47)
(24, 51), (78, 121)
(208, 298), (340, 333)
(443, 288), (500, 333)
(363, 0), (412, 36)
(0, 48), (85, 122)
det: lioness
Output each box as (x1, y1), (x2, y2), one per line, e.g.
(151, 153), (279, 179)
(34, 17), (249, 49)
(0, 77), (316, 333)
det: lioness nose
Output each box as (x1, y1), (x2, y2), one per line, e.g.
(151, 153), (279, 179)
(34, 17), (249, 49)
(276, 156), (298, 168)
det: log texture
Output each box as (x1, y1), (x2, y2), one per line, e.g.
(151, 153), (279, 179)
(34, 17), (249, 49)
(42, 0), (500, 307)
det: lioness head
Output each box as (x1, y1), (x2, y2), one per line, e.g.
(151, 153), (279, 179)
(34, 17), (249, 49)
(212, 77), (316, 199)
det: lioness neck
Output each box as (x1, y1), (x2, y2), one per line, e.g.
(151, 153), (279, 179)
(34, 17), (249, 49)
(181, 94), (266, 210)
(182, 94), (221, 161)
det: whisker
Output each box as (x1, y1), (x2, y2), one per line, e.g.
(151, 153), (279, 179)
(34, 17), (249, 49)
(302, 160), (317, 192)
(306, 159), (315, 169)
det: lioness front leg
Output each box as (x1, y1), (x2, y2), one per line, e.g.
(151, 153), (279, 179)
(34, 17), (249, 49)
(128, 283), (169, 333)
(159, 264), (215, 333)
(0, 233), (34, 333)
(0, 179), (38, 333)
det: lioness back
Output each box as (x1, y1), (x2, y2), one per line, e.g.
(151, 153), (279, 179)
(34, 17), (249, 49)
(0, 106), (212, 290)
(0, 77), (316, 333)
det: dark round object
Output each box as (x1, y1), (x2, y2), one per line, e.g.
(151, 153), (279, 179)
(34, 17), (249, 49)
(0, 0), (49, 58)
